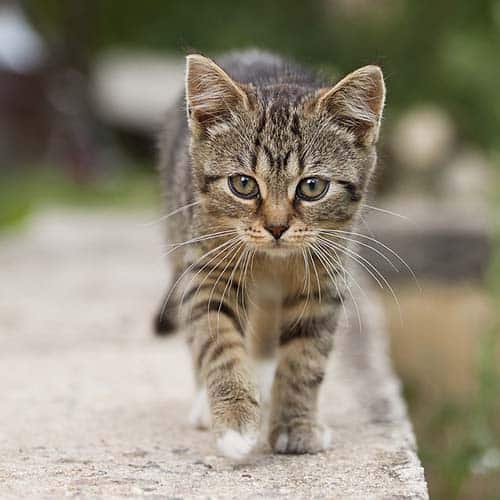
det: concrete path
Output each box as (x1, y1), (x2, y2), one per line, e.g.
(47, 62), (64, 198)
(0, 210), (427, 498)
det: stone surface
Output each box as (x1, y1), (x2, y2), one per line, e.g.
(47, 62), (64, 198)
(0, 209), (428, 498)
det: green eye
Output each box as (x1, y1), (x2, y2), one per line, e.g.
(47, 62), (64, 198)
(228, 174), (259, 199)
(296, 177), (329, 201)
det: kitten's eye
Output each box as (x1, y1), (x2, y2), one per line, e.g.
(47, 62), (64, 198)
(228, 174), (259, 199)
(296, 177), (329, 201)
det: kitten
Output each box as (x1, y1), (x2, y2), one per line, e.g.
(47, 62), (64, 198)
(155, 50), (385, 460)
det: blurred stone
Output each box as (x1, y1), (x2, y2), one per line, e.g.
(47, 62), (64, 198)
(391, 106), (455, 170)
(91, 50), (184, 133)
(363, 197), (491, 282)
(0, 3), (46, 74)
(443, 149), (492, 200)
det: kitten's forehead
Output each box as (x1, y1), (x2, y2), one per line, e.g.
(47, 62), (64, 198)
(253, 88), (308, 181)
(252, 87), (364, 185)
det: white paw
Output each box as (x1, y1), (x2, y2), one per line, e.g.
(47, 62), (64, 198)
(216, 430), (258, 461)
(188, 388), (211, 430)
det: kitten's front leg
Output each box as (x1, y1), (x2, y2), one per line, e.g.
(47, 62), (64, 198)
(269, 316), (336, 454)
(187, 309), (260, 460)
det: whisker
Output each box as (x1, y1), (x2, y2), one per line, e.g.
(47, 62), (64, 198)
(363, 204), (411, 221)
(206, 241), (244, 337)
(310, 243), (350, 328)
(315, 240), (370, 315)
(180, 237), (242, 308)
(236, 248), (253, 328)
(217, 246), (247, 332)
(289, 249), (312, 331)
(142, 200), (201, 227)
(318, 232), (399, 273)
(158, 236), (240, 324)
(307, 247), (322, 304)
(319, 228), (420, 290)
(318, 237), (403, 324)
(312, 242), (362, 331)
(358, 213), (377, 239)
(319, 237), (384, 290)
(162, 230), (237, 257)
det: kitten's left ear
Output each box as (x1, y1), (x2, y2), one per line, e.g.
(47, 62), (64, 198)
(315, 65), (385, 145)
(185, 54), (251, 136)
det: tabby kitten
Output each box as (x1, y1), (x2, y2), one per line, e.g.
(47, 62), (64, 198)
(156, 50), (385, 460)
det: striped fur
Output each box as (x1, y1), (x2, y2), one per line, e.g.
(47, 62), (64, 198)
(156, 50), (385, 459)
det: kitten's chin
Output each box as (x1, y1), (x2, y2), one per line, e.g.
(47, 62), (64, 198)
(250, 241), (304, 258)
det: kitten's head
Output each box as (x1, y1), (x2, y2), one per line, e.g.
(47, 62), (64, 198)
(186, 54), (385, 256)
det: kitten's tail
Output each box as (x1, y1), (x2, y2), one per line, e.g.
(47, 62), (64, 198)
(153, 289), (178, 336)
(153, 310), (177, 335)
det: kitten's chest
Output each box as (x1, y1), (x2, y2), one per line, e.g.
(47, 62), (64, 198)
(244, 256), (309, 350)
(249, 256), (305, 303)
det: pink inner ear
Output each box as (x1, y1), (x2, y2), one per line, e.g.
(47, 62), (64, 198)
(186, 55), (250, 130)
(316, 66), (385, 144)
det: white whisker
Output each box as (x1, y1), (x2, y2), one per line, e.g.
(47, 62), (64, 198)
(312, 242), (362, 331)
(363, 204), (411, 221)
(310, 243), (351, 328)
(162, 229), (237, 257)
(158, 236), (240, 324)
(318, 237), (402, 324)
(319, 232), (399, 273)
(143, 200), (201, 226)
(319, 228), (420, 290)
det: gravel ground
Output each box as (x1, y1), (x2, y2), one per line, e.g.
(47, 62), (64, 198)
(0, 209), (428, 498)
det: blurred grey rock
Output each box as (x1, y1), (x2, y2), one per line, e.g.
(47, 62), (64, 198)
(391, 105), (455, 170)
(443, 148), (493, 201)
(362, 197), (491, 282)
(91, 50), (184, 132)
(0, 3), (46, 74)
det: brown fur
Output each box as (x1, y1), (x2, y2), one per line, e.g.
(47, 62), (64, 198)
(156, 50), (385, 458)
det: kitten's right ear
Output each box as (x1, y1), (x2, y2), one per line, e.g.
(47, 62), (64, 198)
(315, 65), (385, 145)
(185, 54), (250, 136)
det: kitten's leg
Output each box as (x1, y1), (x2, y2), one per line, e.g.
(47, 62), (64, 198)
(269, 316), (336, 454)
(183, 287), (260, 460)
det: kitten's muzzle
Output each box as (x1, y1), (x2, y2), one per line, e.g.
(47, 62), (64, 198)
(264, 223), (289, 240)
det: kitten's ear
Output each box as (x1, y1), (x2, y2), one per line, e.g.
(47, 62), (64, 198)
(316, 65), (385, 145)
(185, 54), (250, 135)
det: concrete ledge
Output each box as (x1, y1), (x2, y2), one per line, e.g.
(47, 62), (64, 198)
(0, 210), (428, 498)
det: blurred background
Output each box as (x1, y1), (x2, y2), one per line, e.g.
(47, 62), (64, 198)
(1, 1), (499, 497)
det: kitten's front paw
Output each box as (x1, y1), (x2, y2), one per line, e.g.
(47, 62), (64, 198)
(216, 429), (258, 461)
(270, 421), (331, 454)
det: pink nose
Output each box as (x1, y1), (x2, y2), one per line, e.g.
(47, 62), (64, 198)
(265, 224), (289, 240)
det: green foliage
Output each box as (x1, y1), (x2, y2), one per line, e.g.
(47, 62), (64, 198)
(0, 167), (157, 231)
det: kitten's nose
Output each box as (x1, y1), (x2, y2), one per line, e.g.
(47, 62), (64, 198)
(265, 223), (289, 240)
